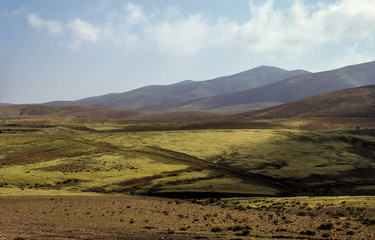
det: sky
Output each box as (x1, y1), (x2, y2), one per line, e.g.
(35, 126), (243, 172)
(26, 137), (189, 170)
(1, 0), (375, 104)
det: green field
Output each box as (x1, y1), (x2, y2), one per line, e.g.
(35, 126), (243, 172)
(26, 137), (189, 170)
(1, 117), (375, 239)
(1, 117), (375, 197)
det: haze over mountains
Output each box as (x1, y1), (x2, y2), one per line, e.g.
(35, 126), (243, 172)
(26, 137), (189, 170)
(46, 66), (309, 112)
(43, 61), (375, 114)
(0, 60), (373, 119)
(171, 61), (375, 111)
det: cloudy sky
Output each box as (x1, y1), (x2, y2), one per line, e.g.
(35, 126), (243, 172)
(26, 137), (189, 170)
(1, 0), (375, 104)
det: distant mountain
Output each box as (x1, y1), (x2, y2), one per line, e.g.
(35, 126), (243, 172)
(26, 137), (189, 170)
(173, 61), (375, 111)
(0, 103), (11, 106)
(51, 66), (308, 111)
(243, 85), (375, 119)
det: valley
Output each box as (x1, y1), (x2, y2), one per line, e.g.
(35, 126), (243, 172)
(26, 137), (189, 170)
(1, 116), (375, 239)
(1, 61), (375, 239)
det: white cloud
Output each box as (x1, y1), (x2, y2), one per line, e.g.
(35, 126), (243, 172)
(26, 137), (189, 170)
(67, 18), (101, 50)
(149, 15), (211, 56)
(124, 3), (147, 26)
(28, 14), (63, 35)
(218, 0), (375, 59)
(26, 0), (375, 58)
(333, 44), (375, 69)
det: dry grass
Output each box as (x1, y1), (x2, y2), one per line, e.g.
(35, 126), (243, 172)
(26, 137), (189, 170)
(0, 194), (374, 239)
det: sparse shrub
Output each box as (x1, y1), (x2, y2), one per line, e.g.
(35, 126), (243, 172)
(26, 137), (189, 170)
(227, 225), (243, 232)
(235, 229), (250, 236)
(129, 218), (134, 224)
(13, 237), (26, 240)
(211, 227), (222, 232)
(300, 230), (316, 236)
(276, 228), (287, 232)
(162, 210), (169, 215)
(361, 218), (375, 226)
(346, 231), (355, 235)
(298, 212), (306, 216)
(321, 233), (330, 238)
(317, 222), (333, 230)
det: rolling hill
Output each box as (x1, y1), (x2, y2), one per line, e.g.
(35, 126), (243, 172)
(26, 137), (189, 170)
(171, 61), (375, 111)
(0, 105), (141, 119)
(0, 104), (236, 122)
(47, 66), (308, 111)
(243, 85), (375, 119)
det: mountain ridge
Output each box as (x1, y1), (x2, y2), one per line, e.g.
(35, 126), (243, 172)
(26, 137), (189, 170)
(46, 66), (309, 112)
(171, 61), (375, 111)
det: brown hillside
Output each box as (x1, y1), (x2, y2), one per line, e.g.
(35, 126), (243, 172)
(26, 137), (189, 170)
(0, 105), (141, 119)
(243, 85), (375, 119)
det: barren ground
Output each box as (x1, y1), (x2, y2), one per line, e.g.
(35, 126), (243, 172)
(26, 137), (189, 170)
(0, 194), (374, 240)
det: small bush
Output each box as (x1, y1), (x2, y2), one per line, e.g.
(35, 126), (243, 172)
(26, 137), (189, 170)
(346, 231), (355, 235)
(236, 230), (250, 236)
(300, 230), (316, 236)
(322, 233), (330, 238)
(317, 223), (333, 230)
(211, 227), (222, 232)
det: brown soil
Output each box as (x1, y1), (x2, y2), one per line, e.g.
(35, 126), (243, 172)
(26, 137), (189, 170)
(0, 195), (374, 240)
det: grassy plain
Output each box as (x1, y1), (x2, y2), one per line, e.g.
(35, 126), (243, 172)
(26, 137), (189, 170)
(1, 117), (375, 239)
(1, 117), (375, 196)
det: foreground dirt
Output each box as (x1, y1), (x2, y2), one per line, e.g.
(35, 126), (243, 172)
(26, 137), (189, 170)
(0, 195), (374, 240)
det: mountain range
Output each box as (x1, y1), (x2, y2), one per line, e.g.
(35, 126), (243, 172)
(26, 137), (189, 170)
(44, 61), (375, 113)
(168, 61), (375, 111)
(0, 60), (373, 119)
(2, 84), (375, 120)
(46, 66), (309, 112)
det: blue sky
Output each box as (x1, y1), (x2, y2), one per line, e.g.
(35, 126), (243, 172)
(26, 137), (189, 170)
(1, 0), (375, 104)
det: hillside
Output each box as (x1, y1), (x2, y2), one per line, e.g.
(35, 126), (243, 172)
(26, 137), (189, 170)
(174, 61), (375, 111)
(0, 105), (141, 119)
(243, 85), (375, 119)
(51, 66), (308, 111)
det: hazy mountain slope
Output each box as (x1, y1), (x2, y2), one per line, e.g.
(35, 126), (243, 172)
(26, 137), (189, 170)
(0, 105), (141, 118)
(0, 104), (230, 121)
(71, 66), (309, 111)
(175, 61), (375, 110)
(243, 85), (375, 119)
